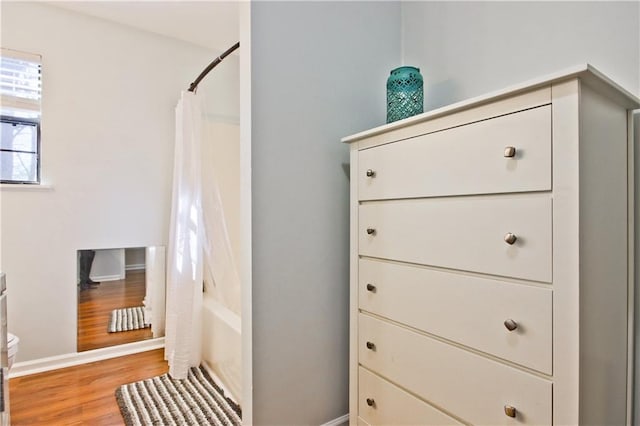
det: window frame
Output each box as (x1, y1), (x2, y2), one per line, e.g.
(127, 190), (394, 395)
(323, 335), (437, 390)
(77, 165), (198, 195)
(0, 114), (41, 184)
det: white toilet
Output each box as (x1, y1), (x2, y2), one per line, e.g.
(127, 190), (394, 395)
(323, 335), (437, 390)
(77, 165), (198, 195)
(7, 333), (19, 370)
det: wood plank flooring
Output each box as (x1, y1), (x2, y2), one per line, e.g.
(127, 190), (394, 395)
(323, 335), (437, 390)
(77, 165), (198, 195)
(78, 270), (154, 352)
(9, 349), (168, 425)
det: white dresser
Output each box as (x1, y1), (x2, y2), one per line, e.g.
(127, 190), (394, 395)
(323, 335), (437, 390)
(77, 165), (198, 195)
(344, 65), (640, 425)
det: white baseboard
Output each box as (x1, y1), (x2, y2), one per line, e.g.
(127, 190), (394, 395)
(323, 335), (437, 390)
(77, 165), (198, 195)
(125, 263), (145, 271)
(321, 414), (349, 426)
(90, 273), (124, 282)
(10, 337), (164, 378)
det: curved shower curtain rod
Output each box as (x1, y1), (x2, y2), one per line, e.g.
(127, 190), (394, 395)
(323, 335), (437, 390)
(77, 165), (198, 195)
(188, 41), (240, 93)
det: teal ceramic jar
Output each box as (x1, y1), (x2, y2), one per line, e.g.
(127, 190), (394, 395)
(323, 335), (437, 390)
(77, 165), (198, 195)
(386, 66), (424, 123)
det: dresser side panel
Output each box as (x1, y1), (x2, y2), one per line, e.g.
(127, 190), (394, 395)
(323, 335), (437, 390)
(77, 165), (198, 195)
(578, 83), (630, 425)
(551, 79), (582, 425)
(628, 110), (636, 426)
(349, 143), (360, 425)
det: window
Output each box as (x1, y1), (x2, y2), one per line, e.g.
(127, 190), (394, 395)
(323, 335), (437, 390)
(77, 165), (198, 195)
(0, 48), (42, 184)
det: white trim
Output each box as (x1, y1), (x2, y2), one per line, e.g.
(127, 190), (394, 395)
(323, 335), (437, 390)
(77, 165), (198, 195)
(321, 414), (349, 426)
(9, 337), (164, 378)
(1, 48), (41, 63)
(125, 263), (146, 271)
(627, 110), (635, 425)
(0, 183), (53, 191)
(0, 95), (40, 112)
(239, 2), (253, 424)
(90, 273), (124, 282)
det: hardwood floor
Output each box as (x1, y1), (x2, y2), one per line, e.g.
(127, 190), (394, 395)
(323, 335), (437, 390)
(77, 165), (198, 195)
(78, 270), (154, 352)
(9, 349), (168, 425)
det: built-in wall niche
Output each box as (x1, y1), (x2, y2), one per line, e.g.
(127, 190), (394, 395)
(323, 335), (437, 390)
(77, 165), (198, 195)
(76, 246), (166, 352)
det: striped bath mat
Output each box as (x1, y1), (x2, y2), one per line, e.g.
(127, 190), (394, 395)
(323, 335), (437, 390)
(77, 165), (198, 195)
(108, 306), (149, 333)
(116, 366), (241, 426)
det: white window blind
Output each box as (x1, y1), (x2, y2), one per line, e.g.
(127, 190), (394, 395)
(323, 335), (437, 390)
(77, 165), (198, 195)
(1, 48), (41, 115)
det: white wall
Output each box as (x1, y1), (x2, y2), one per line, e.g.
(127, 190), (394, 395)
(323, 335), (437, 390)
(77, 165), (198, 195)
(250, 2), (401, 424)
(402, 0), (640, 421)
(0, 2), (239, 362)
(402, 1), (639, 110)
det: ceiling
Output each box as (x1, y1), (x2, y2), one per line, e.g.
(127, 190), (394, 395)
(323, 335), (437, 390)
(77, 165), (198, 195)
(50, 1), (240, 53)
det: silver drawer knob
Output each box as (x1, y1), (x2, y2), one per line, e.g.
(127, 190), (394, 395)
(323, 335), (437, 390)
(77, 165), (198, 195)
(366, 169), (376, 177)
(504, 233), (517, 245)
(366, 228), (376, 235)
(366, 283), (376, 292)
(504, 405), (517, 418)
(504, 319), (518, 331)
(366, 341), (376, 350)
(504, 146), (517, 158)
(366, 398), (375, 407)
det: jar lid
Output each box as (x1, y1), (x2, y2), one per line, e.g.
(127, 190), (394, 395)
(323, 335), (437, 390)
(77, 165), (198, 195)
(391, 66), (420, 74)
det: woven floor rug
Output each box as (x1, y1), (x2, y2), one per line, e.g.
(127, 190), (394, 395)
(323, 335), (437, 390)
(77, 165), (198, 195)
(116, 366), (242, 426)
(108, 306), (149, 333)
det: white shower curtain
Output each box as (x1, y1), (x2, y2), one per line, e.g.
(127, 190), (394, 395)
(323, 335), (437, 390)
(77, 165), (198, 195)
(201, 122), (241, 316)
(165, 91), (204, 379)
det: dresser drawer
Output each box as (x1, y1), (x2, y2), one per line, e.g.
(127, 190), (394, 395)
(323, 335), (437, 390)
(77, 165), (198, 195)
(359, 367), (461, 425)
(359, 314), (552, 425)
(358, 105), (551, 201)
(359, 259), (552, 374)
(359, 195), (552, 282)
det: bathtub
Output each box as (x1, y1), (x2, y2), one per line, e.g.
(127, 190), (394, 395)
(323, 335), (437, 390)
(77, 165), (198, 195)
(202, 295), (242, 404)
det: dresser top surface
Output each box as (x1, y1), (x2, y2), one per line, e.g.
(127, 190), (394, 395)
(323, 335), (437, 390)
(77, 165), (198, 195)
(342, 64), (640, 144)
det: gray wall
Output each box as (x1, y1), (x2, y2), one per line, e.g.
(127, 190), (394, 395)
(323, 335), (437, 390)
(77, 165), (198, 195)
(250, 2), (639, 423)
(250, 2), (400, 424)
(402, 0), (640, 421)
(402, 1), (639, 110)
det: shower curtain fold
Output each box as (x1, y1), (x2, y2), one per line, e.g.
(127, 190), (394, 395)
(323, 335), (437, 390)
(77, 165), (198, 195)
(165, 90), (204, 380)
